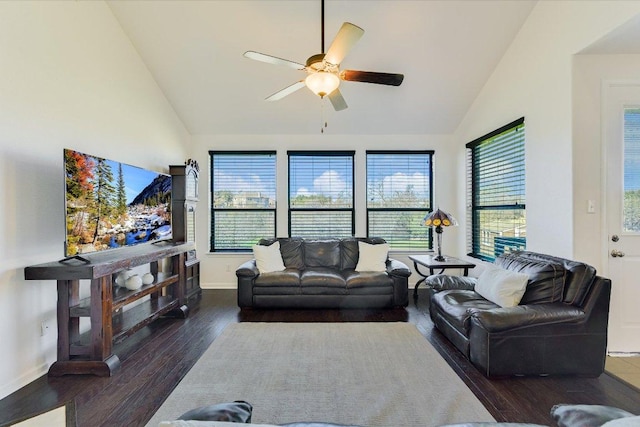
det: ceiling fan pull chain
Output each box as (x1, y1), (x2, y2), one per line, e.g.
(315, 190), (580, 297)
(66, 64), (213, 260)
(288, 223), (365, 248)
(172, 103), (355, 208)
(320, 98), (325, 133)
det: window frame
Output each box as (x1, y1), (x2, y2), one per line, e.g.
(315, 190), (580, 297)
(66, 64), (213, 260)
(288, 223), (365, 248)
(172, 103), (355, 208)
(209, 150), (277, 252)
(288, 150), (355, 238)
(466, 117), (526, 261)
(365, 150), (434, 250)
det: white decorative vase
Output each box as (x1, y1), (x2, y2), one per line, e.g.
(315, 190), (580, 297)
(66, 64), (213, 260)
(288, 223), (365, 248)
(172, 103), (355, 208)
(142, 272), (155, 285)
(125, 274), (143, 290)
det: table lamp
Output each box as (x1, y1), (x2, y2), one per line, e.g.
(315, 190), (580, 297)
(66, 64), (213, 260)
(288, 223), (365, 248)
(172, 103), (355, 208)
(423, 208), (458, 261)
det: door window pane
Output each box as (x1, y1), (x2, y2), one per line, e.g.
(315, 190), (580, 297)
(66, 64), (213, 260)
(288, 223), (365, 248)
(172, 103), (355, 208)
(624, 107), (640, 232)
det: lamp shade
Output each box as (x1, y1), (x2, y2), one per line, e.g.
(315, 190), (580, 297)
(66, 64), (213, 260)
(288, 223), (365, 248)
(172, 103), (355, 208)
(423, 208), (457, 261)
(423, 208), (458, 227)
(305, 71), (340, 98)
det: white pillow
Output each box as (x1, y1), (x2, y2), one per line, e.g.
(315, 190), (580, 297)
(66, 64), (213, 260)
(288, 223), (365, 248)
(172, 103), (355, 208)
(602, 416), (640, 427)
(355, 242), (389, 272)
(475, 264), (529, 308)
(252, 241), (285, 273)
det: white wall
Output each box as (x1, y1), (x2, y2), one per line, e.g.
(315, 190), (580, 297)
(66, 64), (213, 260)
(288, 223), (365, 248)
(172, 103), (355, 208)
(453, 1), (640, 265)
(572, 54), (640, 272)
(190, 134), (459, 288)
(0, 2), (190, 398)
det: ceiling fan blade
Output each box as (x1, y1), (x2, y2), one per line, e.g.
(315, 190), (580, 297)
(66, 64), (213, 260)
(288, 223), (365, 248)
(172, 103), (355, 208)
(244, 51), (306, 70)
(265, 81), (306, 101)
(324, 22), (364, 66)
(328, 89), (348, 111)
(340, 70), (404, 86)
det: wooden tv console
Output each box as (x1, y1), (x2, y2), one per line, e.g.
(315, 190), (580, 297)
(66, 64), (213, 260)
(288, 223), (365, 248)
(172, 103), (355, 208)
(24, 241), (195, 377)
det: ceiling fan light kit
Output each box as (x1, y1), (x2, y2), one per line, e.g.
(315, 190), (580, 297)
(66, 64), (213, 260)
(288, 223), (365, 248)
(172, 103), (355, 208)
(244, 0), (404, 112)
(305, 71), (340, 98)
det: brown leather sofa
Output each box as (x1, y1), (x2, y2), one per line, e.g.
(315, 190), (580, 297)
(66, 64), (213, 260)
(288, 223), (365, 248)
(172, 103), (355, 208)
(426, 251), (611, 377)
(236, 237), (411, 309)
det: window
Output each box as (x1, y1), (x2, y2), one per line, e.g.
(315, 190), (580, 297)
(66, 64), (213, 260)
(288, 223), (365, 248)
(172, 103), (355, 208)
(624, 108), (640, 232)
(466, 118), (525, 261)
(210, 151), (276, 251)
(366, 151), (433, 249)
(288, 151), (354, 237)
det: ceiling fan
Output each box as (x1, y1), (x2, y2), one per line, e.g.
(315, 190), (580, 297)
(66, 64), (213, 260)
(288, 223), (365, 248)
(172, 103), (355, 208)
(243, 0), (404, 111)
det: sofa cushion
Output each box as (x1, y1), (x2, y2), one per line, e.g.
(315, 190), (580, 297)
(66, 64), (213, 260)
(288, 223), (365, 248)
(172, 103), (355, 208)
(355, 242), (389, 272)
(253, 242), (286, 273)
(475, 265), (528, 308)
(550, 404), (635, 427)
(431, 290), (499, 336)
(495, 253), (566, 304)
(509, 251), (597, 306)
(304, 240), (341, 269)
(254, 270), (301, 287)
(341, 238), (361, 270)
(301, 267), (346, 288)
(341, 237), (387, 270)
(344, 270), (392, 288)
(260, 238), (305, 270)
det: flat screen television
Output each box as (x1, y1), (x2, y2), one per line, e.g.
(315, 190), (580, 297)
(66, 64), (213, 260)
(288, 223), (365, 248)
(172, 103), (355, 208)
(64, 148), (172, 258)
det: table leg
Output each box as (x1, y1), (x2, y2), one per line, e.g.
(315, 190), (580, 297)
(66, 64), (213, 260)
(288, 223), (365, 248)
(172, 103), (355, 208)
(412, 261), (430, 298)
(413, 266), (447, 299)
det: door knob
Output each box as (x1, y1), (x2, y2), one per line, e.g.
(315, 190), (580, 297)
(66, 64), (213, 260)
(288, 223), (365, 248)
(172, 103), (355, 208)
(611, 249), (625, 258)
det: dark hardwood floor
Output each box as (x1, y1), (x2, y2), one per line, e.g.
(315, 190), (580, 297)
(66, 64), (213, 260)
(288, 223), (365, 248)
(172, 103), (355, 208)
(1, 289), (639, 427)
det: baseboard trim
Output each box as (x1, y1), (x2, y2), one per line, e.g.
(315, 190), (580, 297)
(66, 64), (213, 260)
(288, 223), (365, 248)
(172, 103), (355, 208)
(200, 283), (236, 290)
(0, 362), (49, 400)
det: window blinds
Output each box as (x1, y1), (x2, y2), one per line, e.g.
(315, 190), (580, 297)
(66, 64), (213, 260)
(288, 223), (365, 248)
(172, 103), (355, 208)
(366, 151), (433, 249)
(210, 151), (276, 251)
(288, 151), (354, 238)
(466, 118), (526, 261)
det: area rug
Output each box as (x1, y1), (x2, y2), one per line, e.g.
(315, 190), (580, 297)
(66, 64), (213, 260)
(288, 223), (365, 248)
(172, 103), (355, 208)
(146, 322), (495, 427)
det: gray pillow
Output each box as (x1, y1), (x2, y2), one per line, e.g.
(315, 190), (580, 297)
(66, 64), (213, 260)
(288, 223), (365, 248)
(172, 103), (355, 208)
(439, 424), (546, 427)
(177, 400), (252, 422)
(550, 404), (635, 427)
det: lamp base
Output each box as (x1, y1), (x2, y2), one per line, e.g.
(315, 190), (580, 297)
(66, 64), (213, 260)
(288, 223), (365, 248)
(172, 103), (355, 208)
(433, 255), (446, 262)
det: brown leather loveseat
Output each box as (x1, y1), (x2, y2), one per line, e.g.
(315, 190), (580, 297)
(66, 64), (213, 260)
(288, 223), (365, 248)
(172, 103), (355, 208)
(426, 251), (611, 377)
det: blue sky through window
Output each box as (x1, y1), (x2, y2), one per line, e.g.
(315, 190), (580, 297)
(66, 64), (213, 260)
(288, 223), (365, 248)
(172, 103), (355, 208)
(367, 153), (431, 203)
(624, 108), (640, 191)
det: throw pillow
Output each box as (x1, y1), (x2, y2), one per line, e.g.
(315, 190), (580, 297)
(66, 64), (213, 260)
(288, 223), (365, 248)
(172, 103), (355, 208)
(602, 416), (640, 426)
(550, 404), (636, 427)
(475, 264), (528, 308)
(355, 242), (389, 272)
(177, 400), (253, 422)
(253, 241), (286, 273)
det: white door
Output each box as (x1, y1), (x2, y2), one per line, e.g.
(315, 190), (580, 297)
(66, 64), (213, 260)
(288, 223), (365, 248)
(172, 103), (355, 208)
(605, 82), (640, 354)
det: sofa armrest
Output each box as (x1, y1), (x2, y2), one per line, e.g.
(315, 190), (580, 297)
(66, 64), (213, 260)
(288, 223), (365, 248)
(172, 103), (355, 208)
(470, 303), (585, 333)
(425, 275), (477, 292)
(236, 260), (259, 278)
(236, 260), (258, 308)
(386, 259), (411, 277)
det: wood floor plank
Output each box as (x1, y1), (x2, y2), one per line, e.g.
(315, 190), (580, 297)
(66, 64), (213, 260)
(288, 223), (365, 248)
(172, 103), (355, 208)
(0, 289), (638, 427)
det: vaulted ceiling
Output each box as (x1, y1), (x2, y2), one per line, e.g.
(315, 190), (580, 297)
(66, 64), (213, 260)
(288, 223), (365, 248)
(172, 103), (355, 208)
(107, 1), (539, 135)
